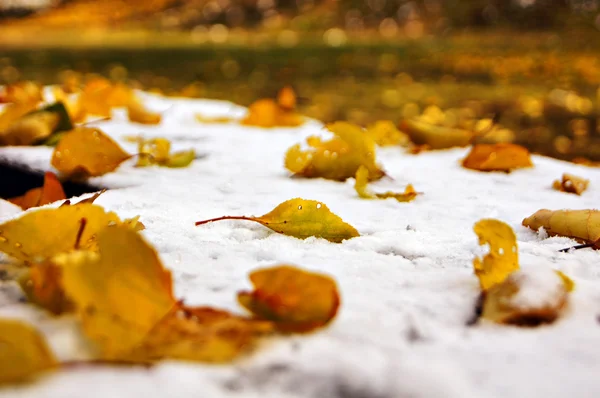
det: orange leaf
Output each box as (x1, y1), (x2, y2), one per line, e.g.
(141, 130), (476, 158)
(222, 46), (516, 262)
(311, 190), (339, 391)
(552, 173), (589, 195)
(127, 99), (161, 125)
(2, 81), (44, 104)
(8, 172), (66, 210)
(237, 265), (340, 332)
(51, 127), (131, 178)
(241, 87), (303, 128)
(462, 143), (533, 172)
(277, 86), (297, 111)
(19, 261), (73, 315)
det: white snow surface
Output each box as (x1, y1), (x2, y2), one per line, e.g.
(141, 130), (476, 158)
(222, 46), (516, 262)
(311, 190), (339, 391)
(1, 92), (600, 398)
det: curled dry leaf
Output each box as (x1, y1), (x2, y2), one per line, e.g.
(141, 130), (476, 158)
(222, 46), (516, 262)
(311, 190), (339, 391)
(354, 165), (418, 202)
(481, 268), (573, 326)
(400, 119), (473, 150)
(59, 226), (268, 363)
(462, 143), (533, 172)
(241, 86), (304, 128)
(0, 102), (72, 146)
(9, 172), (66, 210)
(135, 137), (195, 168)
(552, 173), (589, 195)
(522, 209), (600, 248)
(473, 219), (519, 291)
(237, 265), (340, 332)
(366, 120), (411, 147)
(51, 127), (131, 178)
(0, 319), (57, 384)
(0, 203), (141, 262)
(285, 121), (385, 181)
(195, 198), (359, 243)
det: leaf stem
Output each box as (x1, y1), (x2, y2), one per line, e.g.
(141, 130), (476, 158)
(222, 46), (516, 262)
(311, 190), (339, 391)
(74, 218), (87, 250)
(194, 216), (254, 226)
(558, 242), (595, 253)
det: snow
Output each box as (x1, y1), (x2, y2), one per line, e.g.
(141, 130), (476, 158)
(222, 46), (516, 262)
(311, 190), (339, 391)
(509, 268), (566, 310)
(2, 91), (600, 397)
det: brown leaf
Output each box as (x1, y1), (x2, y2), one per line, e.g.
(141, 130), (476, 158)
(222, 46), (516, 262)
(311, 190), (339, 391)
(552, 173), (589, 195)
(237, 265), (340, 332)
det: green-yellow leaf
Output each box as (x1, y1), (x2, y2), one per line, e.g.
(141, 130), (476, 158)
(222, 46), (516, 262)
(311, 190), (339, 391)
(196, 198), (359, 242)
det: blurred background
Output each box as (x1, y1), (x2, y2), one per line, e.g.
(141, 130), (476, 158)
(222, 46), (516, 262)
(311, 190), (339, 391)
(1, 0), (600, 161)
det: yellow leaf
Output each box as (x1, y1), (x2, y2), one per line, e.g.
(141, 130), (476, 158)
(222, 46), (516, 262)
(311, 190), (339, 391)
(237, 265), (340, 333)
(552, 173), (589, 195)
(9, 172), (66, 210)
(196, 198), (359, 243)
(1, 81), (44, 104)
(0, 203), (135, 262)
(481, 268), (571, 326)
(354, 165), (418, 202)
(58, 226), (176, 359)
(400, 119), (473, 149)
(195, 114), (235, 124)
(127, 99), (161, 125)
(51, 127), (131, 178)
(462, 143), (533, 172)
(0, 319), (56, 384)
(166, 150), (195, 168)
(366, 120), (410, 147)
(522, 209), (600, 246)
(285, 121), (385, 181)
(473, 219), (519, 291)
(135, 137), (194, 168)
(52, 87), (87, 123)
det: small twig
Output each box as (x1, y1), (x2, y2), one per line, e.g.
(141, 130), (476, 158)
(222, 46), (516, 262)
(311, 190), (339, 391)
(558, 243), (595, 253)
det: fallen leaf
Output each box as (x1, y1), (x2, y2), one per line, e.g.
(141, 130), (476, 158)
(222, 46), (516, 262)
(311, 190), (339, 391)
(51, 127), (131, 178)
(135, 137), (194, 168)
(19, 261), (73, 315)
(285, 121), (385, 181)
(1, 81), (44, 104)
(400, 119), (473, 149)
(237, 265), (340, 332)
(78, 78), (113, 118)
(52, 87), (87, 124)
(366, 120), (410, 147)
(195, 114), (235, 124)
(9, 172), (67, 210)
(127, 99), (161, 125)
(462, 143), (533, 172)
(481, 268), (572, 326)
(241, 86), (304, 128)
(0, 203), (139, 262)
(0, 102), (39, 135)
(552, 173), (589, 195)
(354, 165), (418, 202)
(522, 209), (600, 247)
(0, 319), (57, 384)
(473, 219), (519, 291)
(195, 198), (359, 243)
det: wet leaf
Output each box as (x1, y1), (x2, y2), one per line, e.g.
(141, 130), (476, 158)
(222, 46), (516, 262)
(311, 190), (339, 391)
(127, 99), (161, 125)
(552, 173), (589, 195)
(135, 137), (194, 168)
(51, 127), (131, 178)
(8, 171), (66, 210)
(0, 319), (56, 384)
(241, 87), (304, 128)
(400, 119), (473, 149)
(462, 143), (533, 172)
(0, 203), (138, 262)
(473, 219), (519, 291)
(19, 261), (73, 315)
(366, 120), (410, 147)
(237, 265), (340, 332)
(481, 268), (572, 326)
(196, 198), (359, 243)
(522, 209), (600, 247)
(285, 121), (385, 181)
(354, 165), (418, 202)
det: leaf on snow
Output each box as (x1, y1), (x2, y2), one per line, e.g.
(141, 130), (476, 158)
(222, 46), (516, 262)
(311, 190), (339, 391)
(522, 209), (600, 247)
(472, 219), (519, 291)
(127, 98), (161, 125)
(400, 118), (473, 150)
(195, 198), (359, 243)
(241, 86), (304, 128)
(0, 203), (142, 263)
(9, 172), (67, 210)
(51, 127), (131, 178)
(462, 143), (533, 172)
(0, 319), (57, 384)
(552, 173), (589, 195)
(285, 121), (385, 181)
(237, 265), (340, 332)
(135, 137), (194, 168)
(354, 165), (418, 202)
(19, 261), (73, 315)
(366, 120), (410, 147)
(481, 268), (573, 326)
